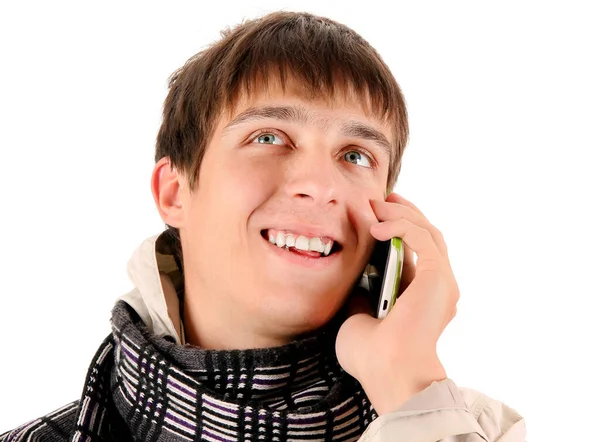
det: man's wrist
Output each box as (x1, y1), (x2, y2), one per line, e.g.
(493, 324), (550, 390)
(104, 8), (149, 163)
(361, 359), (447, 415)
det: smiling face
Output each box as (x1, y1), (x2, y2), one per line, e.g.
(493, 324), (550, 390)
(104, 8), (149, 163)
(161, 78), (393, 347)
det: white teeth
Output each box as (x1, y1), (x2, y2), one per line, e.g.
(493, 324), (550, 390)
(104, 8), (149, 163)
(266, 229), (335, 256)
(295, 236), (309, 251)
(285, 235), (295, 248)
(276, 231), (286, 247)
(309, 237), (324, 253)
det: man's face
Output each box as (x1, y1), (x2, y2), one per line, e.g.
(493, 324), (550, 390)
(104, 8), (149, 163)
(178, 81), (392, 336)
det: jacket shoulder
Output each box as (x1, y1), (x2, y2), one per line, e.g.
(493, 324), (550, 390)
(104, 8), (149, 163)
(0, 401), (79, 442)
(459, 386), (526, 441)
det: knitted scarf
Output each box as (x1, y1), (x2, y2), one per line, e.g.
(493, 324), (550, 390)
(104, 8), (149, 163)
(64, 300), (377, 441)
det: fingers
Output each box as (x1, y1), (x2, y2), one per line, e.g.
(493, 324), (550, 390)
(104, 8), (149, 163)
(370, 218), (442, 266)
(370, 198), (428, 227)
(370, 195), (449, 259)
(386, 193), (429, 222)
(391, 193), (449, 258)
(398, 242), (416, 294)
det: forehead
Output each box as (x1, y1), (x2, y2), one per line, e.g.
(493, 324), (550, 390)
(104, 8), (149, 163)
(223, 75), (393, 138)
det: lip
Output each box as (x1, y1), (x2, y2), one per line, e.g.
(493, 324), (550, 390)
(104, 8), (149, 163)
(260, 231), (341, 269)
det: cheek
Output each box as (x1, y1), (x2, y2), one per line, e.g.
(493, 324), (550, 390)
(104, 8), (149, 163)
(200, 155), (280, 221)
(230, 156), (278, 191)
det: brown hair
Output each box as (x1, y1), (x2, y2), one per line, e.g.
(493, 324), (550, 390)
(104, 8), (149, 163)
(155, 11), (409, 259)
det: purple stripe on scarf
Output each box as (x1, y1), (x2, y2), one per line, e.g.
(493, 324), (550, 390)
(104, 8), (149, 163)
(167, 378), (197, 398)
(203, 425), (235, 442)
(165, 411), (196, 431)
(121, 344), (139, 363)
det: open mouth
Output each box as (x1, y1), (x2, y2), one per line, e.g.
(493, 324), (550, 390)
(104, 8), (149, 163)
(260, 229), (342, 258)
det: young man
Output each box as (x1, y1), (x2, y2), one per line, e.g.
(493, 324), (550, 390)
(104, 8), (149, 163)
(1, 11), (525, 442)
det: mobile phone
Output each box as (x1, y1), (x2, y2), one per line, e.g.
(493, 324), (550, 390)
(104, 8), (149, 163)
(358, 238), (404, 319)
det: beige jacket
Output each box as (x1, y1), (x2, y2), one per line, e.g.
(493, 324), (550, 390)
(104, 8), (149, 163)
(120, 232), (526, 442)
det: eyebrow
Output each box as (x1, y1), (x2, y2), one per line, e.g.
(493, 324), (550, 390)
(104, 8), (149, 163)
(223, 105), (392, 157)
(340, 121), (392, 157)
(224, 105), (310, 131)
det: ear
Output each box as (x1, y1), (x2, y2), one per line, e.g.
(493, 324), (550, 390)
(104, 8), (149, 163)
(151, 157), (185, 228)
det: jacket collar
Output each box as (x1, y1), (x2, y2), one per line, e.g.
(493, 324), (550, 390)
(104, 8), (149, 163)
(118, 230), (186, 344)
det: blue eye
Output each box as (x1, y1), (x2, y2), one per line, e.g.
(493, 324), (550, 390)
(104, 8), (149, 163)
(255, 133), (284, 145)
(344, 150), (372, 168)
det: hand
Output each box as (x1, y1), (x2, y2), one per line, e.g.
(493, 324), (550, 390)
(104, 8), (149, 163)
(335, 193), (460, 415)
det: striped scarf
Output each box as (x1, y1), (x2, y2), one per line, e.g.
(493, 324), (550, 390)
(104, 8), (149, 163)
(64, 301), (377, 441)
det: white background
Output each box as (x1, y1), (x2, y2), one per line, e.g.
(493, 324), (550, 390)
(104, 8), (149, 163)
(1, 1), (598, 440)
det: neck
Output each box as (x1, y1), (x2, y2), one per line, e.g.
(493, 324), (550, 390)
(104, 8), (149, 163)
(182, 282), (294, 350)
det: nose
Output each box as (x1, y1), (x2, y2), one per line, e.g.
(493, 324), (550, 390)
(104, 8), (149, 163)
(283, 148), (338, 207)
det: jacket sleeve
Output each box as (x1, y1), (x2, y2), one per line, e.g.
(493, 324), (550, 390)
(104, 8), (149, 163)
(357, 379), (526, 442)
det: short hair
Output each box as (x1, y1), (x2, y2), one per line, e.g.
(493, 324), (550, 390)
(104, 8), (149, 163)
(155, 11), (409, 259)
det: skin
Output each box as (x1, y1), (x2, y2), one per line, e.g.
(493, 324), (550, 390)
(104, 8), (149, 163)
(337, 194), (455, 414)
(152, 77), (457, 414)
